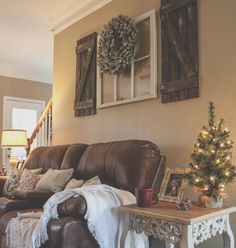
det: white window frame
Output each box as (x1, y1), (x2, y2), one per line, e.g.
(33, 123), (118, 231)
(97, 9), (157, 108)
(2, 96), (45, 165)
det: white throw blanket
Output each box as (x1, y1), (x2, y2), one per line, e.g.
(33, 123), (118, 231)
(6, 211), (41, 248)
(6, 184), (148, 248)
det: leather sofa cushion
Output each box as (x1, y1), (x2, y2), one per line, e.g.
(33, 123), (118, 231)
(0, 207), (91, 248)
(0, 213), (99, 248)
(13, 190), (53, 201)
(23, 144), (88, 173)
(58, 196), (87, 218)
(77, 140), (161, 194)
(0, 198), (45, 220)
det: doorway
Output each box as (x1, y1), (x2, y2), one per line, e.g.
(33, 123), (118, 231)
(2, 96), (45, 165)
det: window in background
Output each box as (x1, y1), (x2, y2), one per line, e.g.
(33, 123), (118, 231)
(12, 108), (38, 160)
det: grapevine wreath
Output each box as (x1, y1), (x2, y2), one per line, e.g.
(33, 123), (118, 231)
(98, 15), (138, 74)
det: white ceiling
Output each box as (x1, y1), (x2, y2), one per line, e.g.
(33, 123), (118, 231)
(0, 0), (111, 84)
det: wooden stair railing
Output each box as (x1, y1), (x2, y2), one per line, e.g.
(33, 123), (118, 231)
(26, 98), (52, 156)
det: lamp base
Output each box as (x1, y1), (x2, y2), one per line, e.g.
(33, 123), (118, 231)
(9, 156), (18, 175)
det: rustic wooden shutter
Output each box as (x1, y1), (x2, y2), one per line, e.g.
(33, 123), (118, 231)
(74, 32), (97, 116)
(160, 0), (198, 103)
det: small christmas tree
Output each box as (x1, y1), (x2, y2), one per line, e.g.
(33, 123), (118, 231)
(185, 102), (236, 199)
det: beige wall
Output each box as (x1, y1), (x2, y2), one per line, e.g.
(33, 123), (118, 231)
(53, 0), (236, 246)
(0, 75), (52, 164)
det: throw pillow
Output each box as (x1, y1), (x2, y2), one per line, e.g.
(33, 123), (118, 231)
(82, 176), (101, 187)
(65, 179), (84, 190)
(35, 168), (74, 193)
(17, 170), (41, 191)
(3, 168), (43, 197)
(3, 175), (21, 197)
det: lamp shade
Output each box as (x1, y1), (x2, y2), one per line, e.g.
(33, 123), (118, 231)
(1, 129), (28, 147)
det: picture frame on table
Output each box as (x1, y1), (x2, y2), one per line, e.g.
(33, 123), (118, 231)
(159, 167), (188, 203)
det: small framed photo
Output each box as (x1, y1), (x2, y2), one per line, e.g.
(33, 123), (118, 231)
(158, 167), (188, 203)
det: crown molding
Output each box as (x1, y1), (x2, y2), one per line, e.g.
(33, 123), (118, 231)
(50, 0), (112, 34)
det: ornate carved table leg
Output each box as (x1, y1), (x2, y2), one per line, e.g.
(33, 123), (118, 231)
(165, 240), (175, 248)
(180, 225), (194, 248)
(222, 214), (234, 248)
(120, 213), (130, 248)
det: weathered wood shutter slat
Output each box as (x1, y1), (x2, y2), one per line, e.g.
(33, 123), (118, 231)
(160, 0), (198, 103)
(74, 32), (97, 116)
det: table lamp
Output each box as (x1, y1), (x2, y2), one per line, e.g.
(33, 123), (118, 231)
(1, 129), (28, 173)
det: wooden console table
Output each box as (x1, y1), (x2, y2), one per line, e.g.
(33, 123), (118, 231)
(120, 201), (236, 248)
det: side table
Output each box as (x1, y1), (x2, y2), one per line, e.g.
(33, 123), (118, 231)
(120, 201), (236, 248)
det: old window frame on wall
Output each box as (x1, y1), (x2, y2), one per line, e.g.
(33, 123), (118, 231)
(97, 9), (157, 108)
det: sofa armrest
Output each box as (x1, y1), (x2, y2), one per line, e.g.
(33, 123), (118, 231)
(13, 190), (53, 202)
(57, 196), (87, 218)
(0, 198), (44, 219)
(0, 176), (8, 196)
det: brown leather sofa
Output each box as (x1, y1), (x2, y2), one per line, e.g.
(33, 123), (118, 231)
(0, 140), (166, 248)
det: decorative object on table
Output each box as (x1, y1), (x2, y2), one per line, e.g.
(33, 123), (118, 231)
(185, 102), (236, 208)
(135, 187), (158, 207)
(98, 15), (138, 74)
(0, 166), (7, 176)
(1, 129), (28, 175)
(178, 198), (192, 211)
(158, 167), (188, 203)
(74, 32), (97, 117)
(160, 0), (199, 103)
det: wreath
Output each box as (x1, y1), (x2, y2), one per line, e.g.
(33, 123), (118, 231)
(98, 15), (138, 74)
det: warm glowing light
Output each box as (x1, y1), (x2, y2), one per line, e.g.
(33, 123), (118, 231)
(204, 185), (209, 190)
(219, 183), (225, 188)
(1, 129), (28, 172)
(211, 150), (215, 154)
(202, 130), (208, 136)
(224, 128), (229, 132)
(220, 143), (224, 147)
(226, 156), (230, 160)
(198, 149), (203, 153)
(225, 171), (230, 177)
(195, 178), (200, 183)
(1, 129), (28, 147)
(216, 159), (220, 164)
(194, 165), (199, 169)
(210, 176), (215, 182)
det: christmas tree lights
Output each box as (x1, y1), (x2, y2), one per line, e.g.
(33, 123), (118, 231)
(185, 102), (236, 199)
